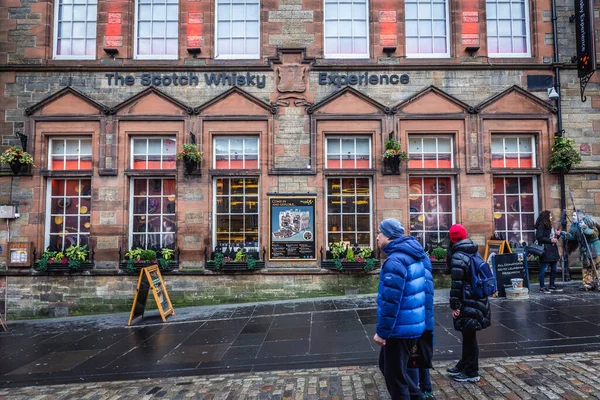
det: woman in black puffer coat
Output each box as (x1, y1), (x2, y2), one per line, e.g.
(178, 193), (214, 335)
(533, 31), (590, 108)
(446, 224), (491, 383)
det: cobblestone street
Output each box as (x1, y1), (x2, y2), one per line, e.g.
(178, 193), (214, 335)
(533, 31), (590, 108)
(1, 352), (600, 399)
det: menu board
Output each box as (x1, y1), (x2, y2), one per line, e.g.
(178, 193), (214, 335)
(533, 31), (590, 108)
(128, 265), (175, 325)
(269, 196), (316, 260)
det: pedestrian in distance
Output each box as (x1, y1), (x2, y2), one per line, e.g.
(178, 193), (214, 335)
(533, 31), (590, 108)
(535, 210), (562, 293)
(446, 224), (491, 383)
(565, 211), (600, 290)
(374, 218), (430, 400)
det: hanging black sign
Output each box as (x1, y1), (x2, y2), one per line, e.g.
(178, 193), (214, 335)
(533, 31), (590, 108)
(575, 0), (596, 78)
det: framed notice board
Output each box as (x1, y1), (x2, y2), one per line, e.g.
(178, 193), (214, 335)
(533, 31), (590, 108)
(128, 265), (175, 325)
(7, 242), (33, 267)
(483, 240), (512, 264)
(269, 196), (316, 260)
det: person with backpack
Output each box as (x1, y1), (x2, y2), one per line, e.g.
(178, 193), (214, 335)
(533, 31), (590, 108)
(446, 224), (492, 383)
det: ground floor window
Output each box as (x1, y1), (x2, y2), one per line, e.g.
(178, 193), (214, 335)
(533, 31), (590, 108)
(130, 178), (176, 250)
(214, 177), (259, 249)
(493, 176), (537, 246)
(409, 176), (455, 251)
(46, 179), (91, 250)
(326, 177), (372, 248)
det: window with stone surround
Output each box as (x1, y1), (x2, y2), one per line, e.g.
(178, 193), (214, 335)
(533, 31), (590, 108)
(326, 178), (372, 247)
(324, 0), (369, 58)
(408, 135), (453, 168)
(134, 0), (179, 59)
(491, 135), (535, 168)
(130, 178), (177, 250)
(131, 137), (176, 170)
(53, 0), (97, 59)
(49, 138), (92, 171)
(46, 179), (91, 251)
(214, 177), (260, 249)
(326, 137), (371, 169)
(486, 0), (530, 57)
(215, 0), (260, 59)
(214, 137), (259, 169)
(408, 176), (454, 250)
(405, 0), (450, 58)
(493, 176), (537, 246)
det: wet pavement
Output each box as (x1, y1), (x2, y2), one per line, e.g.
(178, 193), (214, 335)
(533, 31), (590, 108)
(1, 284), (600, 389)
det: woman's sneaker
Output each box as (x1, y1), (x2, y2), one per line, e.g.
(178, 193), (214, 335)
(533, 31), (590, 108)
(453, 372), (480, 383)
(446, 366), (462, 376)
(540, 287), (550, 294)
(423, 391), (435, 399)
(548, 286), (563, 292)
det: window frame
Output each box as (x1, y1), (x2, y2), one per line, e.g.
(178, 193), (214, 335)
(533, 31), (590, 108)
(490, 134), (536, 169)
(325, 177), (373, 249)
(325, 136), (372, 169)
(404, 0), (451, 59)
(486, 0), (531, 58)
(45, 178), (92, 251)
(492, 175), (538, 246)
(214, 0), (261, 60)
(212, 177), (261, 250)
(213, 136), (260, 169)
(130, 136), (177, 170)
(407, 135), (454, 169)
(133, 0), (179, 60)
(48, 137), (93, 171)
(129, 177), (177, 250)
(52, 0), (98, 60)
(323, 0), (370, 59)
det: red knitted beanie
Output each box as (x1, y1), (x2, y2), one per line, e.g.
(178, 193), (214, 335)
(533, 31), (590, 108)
(449, 224), (468, 243)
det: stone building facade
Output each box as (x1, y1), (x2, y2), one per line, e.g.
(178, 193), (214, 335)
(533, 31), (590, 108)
(0, 0), (598, 317)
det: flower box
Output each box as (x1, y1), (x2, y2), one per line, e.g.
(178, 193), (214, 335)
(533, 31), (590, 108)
(37, 262), (94, 273)
(320, 260), (380, 273)
(119, 261), (179, 273)
(205, 261), (265, 272)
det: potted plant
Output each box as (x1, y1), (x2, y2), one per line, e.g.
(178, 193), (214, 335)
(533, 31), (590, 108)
(34, 245), (92, 272)
(177, 143), (202, 174)
(121, 247), (177, 274)
(205, 245), (264, 272)
(321, 243), (380, 273)
(548, 136), (581, 173)
(428, 247), (447, 273)
(0, 146), (35, 175)
(382, 138), (408, 174)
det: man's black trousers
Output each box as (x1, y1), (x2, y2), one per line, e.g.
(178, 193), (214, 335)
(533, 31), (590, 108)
(378, 337), (423, 400)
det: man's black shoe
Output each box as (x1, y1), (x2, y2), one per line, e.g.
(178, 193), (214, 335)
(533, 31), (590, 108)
(446, 367), (462, 376)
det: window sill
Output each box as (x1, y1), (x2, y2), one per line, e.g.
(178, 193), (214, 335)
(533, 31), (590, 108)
(124, 169), (177, 177)
(40, 169), (93, 177)
(405, 168), (460, 175)
(323, 168), (377, 176)
(209, 169), (260, 176)
(490, 168), (543, 175)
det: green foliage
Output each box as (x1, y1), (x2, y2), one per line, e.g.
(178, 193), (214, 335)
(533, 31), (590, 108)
(382, 138), (409, 161)
(34, 258), (48, 272)
(126, 259), (137, 274)
(334, 258), (343, 271)
(68, 259), (82, 270)
(0, 146), (35, 166)
(431, 247), (447, 261)
(345, 247), (356, 262)
(55, 251), (65, 261)
(330, 243), (346, 259)
(213, 252), (225, 270)
(125, 248), (144, 261)
(364, 258), (378, 272)
(234, 249), (245, 262)
(140, 249), (157, 261)
(548, 136), (582, 173)
(157, 258), (170, 270)
(176, 143), (203, 164)
(358, 247), (372, 259)
(161, 248), (174, 261)
(65, 245), (89, 262)
(40, 248), (57, 260)
(246, 255), (257, 270)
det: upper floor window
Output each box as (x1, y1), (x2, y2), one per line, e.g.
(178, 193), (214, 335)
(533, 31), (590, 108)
(405, 0), (449, 58)
(326, 137), (371, 169)
(49, 138), (93, 170)
(131, 137), (176, 170)
(215, 0), (260, 59)
(491, 135), (535, 168)
(53, 0), (97, 59)
(408, 136), (453, 168)
(135, 0), (178, 59)
(214, 137), (259, 169)
(324, 0), (369, 58)
(486, 0), (530, 57)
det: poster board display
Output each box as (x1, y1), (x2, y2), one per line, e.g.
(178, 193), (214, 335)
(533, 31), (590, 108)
(7, 242), (33, 267)
(128, 265), (175, 325)
(493, 253), (529, 297)
(269, 196), (316, 260)
(483, 240), (511, 264)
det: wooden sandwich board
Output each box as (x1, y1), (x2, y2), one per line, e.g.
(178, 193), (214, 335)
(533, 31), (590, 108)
(483, 240), (512, 264)
(128, 265), (175, 325)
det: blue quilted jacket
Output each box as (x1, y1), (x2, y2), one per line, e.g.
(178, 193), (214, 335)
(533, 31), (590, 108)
(376, 235), (430, 339)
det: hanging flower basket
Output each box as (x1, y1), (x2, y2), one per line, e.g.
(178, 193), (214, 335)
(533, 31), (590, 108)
(0, 146), (35, 175)
(177, 144), (202, 175)
(9, 160), (22, 175)
(183, 158), (198, 174)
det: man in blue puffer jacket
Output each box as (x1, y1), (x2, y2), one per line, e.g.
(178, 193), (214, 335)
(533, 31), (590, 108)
(373, 218), (430, 400)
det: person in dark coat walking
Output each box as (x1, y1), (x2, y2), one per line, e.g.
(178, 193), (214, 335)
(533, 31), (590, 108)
(535, 210), (562, 293)
(446, 224), (491, 383)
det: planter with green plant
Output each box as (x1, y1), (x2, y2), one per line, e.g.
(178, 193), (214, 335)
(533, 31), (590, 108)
(320, 243), (380, 273)
(382, 138), (408, 174)
(547, 136), (582, 174)
(0, 146), (35, 175)
(34, 245), (92, 272)
(177, 143), (203, 174)
(427, 247), (448, 273)
(205, 245), (265, 272)
(120, 247), (179, 274)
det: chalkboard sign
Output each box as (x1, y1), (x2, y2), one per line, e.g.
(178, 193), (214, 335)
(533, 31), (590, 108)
(128, 265), (175, 325)
(493, 253), (529, 297)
